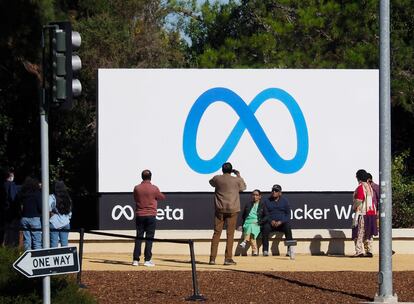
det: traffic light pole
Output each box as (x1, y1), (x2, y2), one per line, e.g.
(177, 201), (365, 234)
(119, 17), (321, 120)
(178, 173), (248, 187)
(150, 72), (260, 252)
(39, 21), (81, 303)
(40, 26), (52, 304)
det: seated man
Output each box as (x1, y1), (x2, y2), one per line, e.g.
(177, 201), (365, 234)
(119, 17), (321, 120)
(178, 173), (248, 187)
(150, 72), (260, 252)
(261, 184), (294, 257)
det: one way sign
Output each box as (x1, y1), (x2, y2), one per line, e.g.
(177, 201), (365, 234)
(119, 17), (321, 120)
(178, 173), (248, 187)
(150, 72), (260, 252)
(13, 246), (80, 278)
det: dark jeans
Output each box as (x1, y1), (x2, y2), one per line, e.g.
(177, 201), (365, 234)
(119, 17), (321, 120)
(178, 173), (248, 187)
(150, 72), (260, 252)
(261, 221), (293, 252)
(133, 216), (156, 262)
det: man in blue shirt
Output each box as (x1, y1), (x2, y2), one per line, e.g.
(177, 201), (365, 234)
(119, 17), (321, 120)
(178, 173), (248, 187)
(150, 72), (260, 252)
(261, 184), (293, 256)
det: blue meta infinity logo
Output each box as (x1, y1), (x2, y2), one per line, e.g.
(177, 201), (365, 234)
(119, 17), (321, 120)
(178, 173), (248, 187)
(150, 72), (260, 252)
(182, 87), (309, 174)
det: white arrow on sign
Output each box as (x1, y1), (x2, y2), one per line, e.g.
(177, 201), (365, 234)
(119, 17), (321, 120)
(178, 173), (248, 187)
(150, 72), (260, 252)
(13, 246), (80, 278)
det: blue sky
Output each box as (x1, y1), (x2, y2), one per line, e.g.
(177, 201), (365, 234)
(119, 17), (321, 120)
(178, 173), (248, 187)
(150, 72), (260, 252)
(166, 0), (235, 44)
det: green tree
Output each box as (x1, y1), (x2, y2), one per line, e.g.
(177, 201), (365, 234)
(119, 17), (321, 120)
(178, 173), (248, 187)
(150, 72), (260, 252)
(1, 0), (187, 195)
(184, 0), (379, 68)
(53, 0), (187, 193)
(392, 151), (414, 228)
(389, 1), (414, 168)
(0, 0), (55, 179)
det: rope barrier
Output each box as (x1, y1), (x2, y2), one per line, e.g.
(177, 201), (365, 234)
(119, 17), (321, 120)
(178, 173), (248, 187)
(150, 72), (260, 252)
(3, 226), (206, 301)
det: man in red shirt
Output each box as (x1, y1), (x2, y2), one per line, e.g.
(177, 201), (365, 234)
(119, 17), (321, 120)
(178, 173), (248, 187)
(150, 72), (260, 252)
(132, 169), (165, 267)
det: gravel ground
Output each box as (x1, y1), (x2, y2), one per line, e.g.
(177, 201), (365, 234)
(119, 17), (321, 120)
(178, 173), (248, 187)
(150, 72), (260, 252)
(81, 270), (414, 303)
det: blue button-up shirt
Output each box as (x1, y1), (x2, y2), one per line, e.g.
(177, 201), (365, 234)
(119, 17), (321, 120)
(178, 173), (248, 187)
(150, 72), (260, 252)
(263, 196), (291, 223)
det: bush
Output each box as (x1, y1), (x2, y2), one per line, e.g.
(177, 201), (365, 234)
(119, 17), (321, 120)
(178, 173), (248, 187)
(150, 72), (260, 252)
(392, 151), (414, 228)
(0, 246), (96, 304)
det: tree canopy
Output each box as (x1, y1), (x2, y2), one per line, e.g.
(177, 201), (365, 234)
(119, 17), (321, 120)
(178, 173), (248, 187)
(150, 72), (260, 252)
(1, 0), (413, 203)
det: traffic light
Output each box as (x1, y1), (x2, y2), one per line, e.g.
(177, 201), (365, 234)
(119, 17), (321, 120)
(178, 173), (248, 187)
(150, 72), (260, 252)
(49, 21), (82, 109)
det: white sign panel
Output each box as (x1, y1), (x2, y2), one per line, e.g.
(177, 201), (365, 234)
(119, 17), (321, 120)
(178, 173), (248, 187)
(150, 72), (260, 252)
(98, 69), (379, 192)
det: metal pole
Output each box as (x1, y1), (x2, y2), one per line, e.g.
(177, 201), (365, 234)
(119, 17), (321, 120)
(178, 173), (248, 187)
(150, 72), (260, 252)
(185, 240), (206, 301)
(374, 0), (397, 302)
(77, 228), (87, 288)
(41, 27), (51, 304)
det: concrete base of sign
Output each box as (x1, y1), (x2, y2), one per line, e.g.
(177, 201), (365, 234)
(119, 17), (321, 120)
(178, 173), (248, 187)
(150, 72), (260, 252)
(67, 229), (414, 256)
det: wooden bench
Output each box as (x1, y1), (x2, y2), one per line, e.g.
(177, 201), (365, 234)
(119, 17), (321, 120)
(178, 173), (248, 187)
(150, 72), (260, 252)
(235, 232), (297, 258)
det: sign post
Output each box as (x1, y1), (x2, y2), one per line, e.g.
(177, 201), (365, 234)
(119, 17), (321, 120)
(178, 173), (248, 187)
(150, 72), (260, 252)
(13, 247), (79, 278)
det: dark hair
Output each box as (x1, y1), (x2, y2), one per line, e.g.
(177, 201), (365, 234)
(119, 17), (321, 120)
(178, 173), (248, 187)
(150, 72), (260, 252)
(141, 169), (152, 181)
(20, 176), (40, 194)
(367, 172), (373, 180)
(54, 181), (72, 215)
(222, 162), (233, 174)
(2, 167), (15, 180)
(252, 189), (261, 195)
(356, 169), (368, 182)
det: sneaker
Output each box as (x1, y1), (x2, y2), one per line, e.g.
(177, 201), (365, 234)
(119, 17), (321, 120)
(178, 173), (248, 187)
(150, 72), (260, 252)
(263, 251), (269, 256)
(209, 260), (216, 265)
(365, 252), (373, 258)
(252, 252), (258, 256)
(351, 253), (365, 258)
(224, 259), (237, 265)
(132, 260), (139, 266)
(143, 260), (155, 267)
(239, 241), (247, 249)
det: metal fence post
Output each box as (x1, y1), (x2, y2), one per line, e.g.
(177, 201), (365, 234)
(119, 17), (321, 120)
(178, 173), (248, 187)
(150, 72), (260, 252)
(185, 240), (206, 302)
(77, 228), (86, 288)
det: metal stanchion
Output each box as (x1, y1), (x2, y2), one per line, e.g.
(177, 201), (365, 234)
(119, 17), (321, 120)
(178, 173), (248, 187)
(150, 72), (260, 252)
(77, 228), (86, 288)
(185, 240), (206, 302)
(78, 230), (205, 298)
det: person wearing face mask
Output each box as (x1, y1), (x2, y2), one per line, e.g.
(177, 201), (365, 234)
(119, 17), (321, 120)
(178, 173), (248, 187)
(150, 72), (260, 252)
(261, 184), (294, 258)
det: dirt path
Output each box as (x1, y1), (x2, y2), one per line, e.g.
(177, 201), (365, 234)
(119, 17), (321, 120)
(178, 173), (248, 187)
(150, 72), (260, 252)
(81, 253), (414, 272)
(78, 253), (414, 303)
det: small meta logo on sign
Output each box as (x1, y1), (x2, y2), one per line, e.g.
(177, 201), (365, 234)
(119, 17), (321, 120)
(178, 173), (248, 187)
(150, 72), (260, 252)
(111, 204), (184, 221)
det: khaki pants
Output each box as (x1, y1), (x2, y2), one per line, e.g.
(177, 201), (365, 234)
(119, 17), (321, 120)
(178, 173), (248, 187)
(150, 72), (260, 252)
(210, 211), (238, 261)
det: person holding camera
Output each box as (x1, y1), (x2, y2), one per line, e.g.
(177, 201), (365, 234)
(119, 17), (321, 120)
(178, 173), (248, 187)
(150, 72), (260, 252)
(209, 162), (246, 265)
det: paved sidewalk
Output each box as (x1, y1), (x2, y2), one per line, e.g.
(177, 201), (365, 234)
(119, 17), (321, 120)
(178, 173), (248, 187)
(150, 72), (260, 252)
(81, 253), (414, 272)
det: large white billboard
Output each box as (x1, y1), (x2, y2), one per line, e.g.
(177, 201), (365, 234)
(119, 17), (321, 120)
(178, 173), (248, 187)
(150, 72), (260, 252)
(98, 69), (378, 192)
